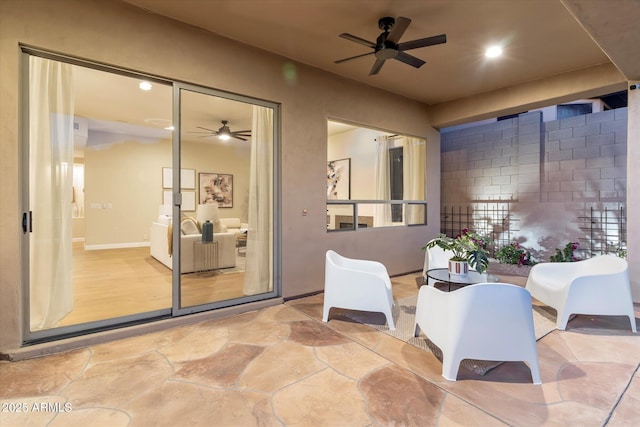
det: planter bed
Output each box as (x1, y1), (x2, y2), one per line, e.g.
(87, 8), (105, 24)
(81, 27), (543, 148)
(487, 259), (533, 278)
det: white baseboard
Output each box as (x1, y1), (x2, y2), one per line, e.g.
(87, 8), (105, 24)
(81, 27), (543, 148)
(72, 237), (85, 243)
(84, 242), (150, 251)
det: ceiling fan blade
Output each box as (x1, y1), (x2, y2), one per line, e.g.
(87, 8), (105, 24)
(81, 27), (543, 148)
(369, 59), (386, 76)
(232, 130), (251, 134)
(398, 34), (447, 51)
(335, 52), (374, 64)
(339, 33), (376, 48)
(387, 16), (411, 44)
(196, 126), (217, 132)
(394, 51), (425, 69)
(233, 136), (248, 141)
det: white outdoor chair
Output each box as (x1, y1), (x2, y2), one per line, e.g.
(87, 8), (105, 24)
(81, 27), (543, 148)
(414, 283), (541, 384)
(422, 242), (453, 283)
(422, 240), (475, 286)
(323, 250), (395, 330)
(526, 254), (636, 332)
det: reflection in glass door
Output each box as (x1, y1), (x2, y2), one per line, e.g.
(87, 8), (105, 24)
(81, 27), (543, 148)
(176, 85), (276, 313)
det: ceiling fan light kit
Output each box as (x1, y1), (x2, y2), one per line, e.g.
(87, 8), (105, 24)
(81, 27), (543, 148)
(335, 16), (447, 76)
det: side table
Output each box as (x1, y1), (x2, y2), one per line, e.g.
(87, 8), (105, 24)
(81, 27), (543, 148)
(193, 240), (218, 275)
(236, 231), (247, 254)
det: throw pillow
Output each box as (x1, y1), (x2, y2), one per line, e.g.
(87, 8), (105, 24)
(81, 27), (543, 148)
(180, 217), (200, 235)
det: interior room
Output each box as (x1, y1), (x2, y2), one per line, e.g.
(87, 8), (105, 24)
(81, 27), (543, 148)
(39, 64), (260, 328)
(1, 0), (639, 425)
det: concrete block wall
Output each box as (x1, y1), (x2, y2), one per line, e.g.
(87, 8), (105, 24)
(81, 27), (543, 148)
(543, 108), (627, 204)
(440, 108), (628, 259)
(441, 112), (542, 203)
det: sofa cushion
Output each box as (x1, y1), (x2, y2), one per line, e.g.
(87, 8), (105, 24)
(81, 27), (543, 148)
(220, 218), (241, 229)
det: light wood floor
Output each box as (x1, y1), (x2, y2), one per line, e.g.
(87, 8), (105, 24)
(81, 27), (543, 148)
(57, 243), (246, 327)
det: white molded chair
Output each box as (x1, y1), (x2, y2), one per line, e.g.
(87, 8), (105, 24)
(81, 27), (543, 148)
(323, 250), (395, 330)
(414, 283), (541, 384)
(422, 240), (475, 286)
(422, 242), (453, 278)
(526, 255), (636, 332)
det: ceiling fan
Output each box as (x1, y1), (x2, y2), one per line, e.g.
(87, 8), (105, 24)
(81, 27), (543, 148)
(335, 16), (446, 76)
(191, 120), (251, 141)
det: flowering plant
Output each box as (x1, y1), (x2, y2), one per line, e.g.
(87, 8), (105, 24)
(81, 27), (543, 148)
(550, 241), (579, 262)
(496, 242), (532, 266)
(424, 229), (490, 273)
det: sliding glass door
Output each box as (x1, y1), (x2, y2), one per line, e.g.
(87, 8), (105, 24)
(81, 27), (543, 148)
(174, 84), (276, 315)
(22, 49), (279, 342)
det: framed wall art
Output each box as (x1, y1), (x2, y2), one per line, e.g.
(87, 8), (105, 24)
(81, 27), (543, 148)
(327, 158), (350, 200)
(162, 167), (196, 189)
(199, 172), (233, 208)
(163, 191), (196, 211)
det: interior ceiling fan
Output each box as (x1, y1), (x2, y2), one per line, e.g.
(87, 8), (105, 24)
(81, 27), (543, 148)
(335, 16), (446, 76)
(191, 120), (251, 141)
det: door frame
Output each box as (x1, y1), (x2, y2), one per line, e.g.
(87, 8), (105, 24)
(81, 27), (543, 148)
(20, 47), (281, 344)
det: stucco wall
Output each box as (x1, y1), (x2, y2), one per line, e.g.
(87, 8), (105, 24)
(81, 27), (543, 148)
(0, 0), (440, 350)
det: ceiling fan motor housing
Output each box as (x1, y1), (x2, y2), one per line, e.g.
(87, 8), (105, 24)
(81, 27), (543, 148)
(378, 17), (395, 31)
(375, 17), (399, 59)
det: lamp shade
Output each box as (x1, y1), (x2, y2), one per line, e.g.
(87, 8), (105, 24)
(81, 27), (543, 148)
(196, 203), (220, 224)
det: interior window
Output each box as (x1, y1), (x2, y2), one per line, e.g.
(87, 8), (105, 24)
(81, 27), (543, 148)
(326, 120), (427, 230)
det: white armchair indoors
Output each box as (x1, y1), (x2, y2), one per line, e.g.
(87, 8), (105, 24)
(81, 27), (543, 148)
(414, 282), (541, 384)
(526, 254), (636, 332)
(323, 250), (396, 330)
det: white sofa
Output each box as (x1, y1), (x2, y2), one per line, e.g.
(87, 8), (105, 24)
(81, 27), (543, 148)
(219, 217), (248, 235)
(150, 204), (236, 273)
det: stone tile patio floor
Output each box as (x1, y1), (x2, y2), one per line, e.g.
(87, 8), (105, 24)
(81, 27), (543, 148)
(1, 273), (639, 426)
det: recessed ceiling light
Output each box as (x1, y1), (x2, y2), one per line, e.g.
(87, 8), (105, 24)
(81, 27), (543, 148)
(485, 46), (503, 58)
(139, 81), (153, 91)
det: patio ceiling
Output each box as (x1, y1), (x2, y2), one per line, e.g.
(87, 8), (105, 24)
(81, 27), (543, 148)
(121, 0), (640, 110)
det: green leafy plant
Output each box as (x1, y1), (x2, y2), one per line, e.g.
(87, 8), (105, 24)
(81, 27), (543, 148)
(550, 241), (579, 262)
(616, 247), (627, 259)
(496, 242), (532, 266)
(423, 228), (490, 273)
(608, 241), (627, 259)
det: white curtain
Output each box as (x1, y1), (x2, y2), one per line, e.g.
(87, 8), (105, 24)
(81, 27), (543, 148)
(29, 56), (75, 330)
(402, 136), (426, 224)
(374, 136), (392, 226)
(244, 105), (273, 295)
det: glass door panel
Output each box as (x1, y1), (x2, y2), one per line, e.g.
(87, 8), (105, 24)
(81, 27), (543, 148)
(177, 87), (275, 311)
(26, 55), (173, 335)
(23, 50), (278, 341)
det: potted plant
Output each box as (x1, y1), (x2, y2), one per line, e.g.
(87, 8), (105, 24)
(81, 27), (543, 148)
(424, 229), (490, 276)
